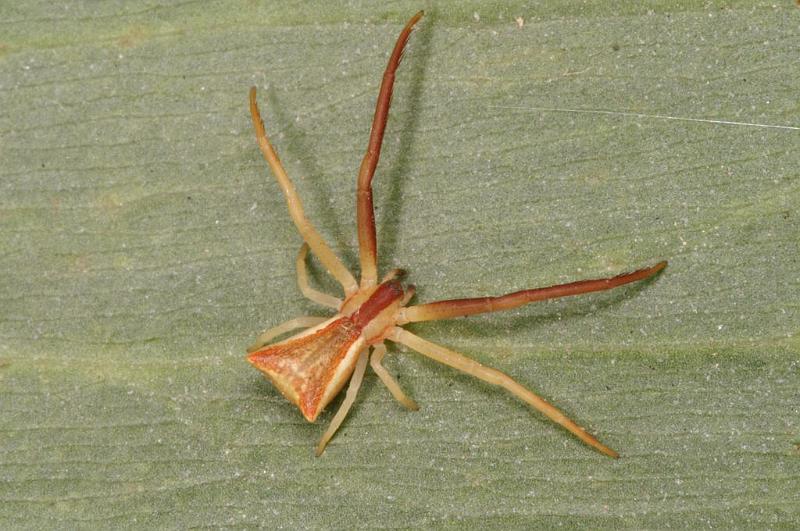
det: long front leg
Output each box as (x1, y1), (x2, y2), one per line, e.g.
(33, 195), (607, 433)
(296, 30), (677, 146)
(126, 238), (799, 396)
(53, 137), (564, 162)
(398, 261), (666, 324)
(388, 327), (619, 458)
(356, 11), (424, 289)
(250, 88), (358, 296)
(296, 243), (342, 309)
(316, 348), (369, 456)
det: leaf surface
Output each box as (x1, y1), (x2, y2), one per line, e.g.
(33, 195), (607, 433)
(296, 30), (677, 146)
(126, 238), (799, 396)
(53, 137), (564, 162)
(1, 2), (798, 527)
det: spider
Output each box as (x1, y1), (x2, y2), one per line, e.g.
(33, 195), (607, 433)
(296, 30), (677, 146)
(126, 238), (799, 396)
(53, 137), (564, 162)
(246, 11), (666, 457)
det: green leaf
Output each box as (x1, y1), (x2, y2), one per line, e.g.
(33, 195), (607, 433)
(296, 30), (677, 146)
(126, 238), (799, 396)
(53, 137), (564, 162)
(1, 2), (797, 527)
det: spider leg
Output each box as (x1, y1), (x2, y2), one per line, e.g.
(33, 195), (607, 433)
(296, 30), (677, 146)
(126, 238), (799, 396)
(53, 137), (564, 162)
(370, 342), (419, 411)
(400, 284), (416, 306)
(247, 316), (328, 353)
(316, 348), (369, 455)
(381, 268), (407, 282)
(356, 11), (424, 289)
(388, 327), (619, 458)
(296, 243), (342, 309)
(398, 261), (666, 324)
(249, 87), (358, 296)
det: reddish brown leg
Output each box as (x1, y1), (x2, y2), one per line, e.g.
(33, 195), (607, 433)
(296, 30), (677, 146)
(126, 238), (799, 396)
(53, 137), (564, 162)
(398, 261), (667, 324)
(356, 11), (424, 289)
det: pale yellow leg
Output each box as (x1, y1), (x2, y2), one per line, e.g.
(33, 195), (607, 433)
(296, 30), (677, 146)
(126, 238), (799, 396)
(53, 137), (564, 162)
(381, 268), (406, 282)
(315, 348), (369, 456)
(400, 285), (416, 306)
(296, 243), (342, 309)
(249, 88), (359, 296)
(370, 343), (419, 411)
(388, 327), (620, 458)
(246, 316), (328, 353)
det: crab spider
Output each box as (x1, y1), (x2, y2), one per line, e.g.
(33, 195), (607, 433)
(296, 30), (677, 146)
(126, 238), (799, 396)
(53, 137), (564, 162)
(246, 11), (666, 458)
